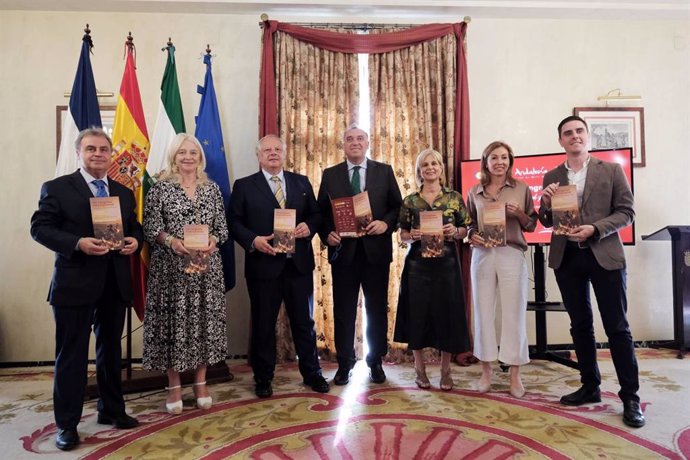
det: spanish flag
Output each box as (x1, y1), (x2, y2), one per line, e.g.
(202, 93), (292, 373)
(109, 34), (150, 320)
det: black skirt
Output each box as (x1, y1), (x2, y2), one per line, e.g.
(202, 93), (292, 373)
(393, 241), (471, 353)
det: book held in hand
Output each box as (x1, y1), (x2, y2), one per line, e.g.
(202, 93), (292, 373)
(89, 197), (124, 250)
(419, 210), (444, 258)
(551, 184), (581, 235)
(331, 191), (373, 237)
(273, 209), (296, 254)
(183, 224), (210, 274)
(479, 201), (507, 247)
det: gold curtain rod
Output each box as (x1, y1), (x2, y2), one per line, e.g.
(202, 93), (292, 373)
(259, 14), (471, 30)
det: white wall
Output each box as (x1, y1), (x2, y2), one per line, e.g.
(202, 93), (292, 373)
(1, 9), (687, 362)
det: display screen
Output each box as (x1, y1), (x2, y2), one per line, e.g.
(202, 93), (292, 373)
(459, 148), (635, 245)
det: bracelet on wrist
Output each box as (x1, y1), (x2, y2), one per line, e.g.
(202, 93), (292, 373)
(164, 234), (174, 248)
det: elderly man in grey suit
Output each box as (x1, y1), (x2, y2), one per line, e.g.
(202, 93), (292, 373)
(539, 115), (644, 428)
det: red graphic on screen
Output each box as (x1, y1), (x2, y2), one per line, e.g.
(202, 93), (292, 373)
(460, 148), (634, 245)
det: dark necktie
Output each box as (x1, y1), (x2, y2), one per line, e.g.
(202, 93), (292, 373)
(93, 179), (108, 198)
(351, 166), (361, 194)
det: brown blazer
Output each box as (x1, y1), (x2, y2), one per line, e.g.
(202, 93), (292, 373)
(538, 157), (634, 270)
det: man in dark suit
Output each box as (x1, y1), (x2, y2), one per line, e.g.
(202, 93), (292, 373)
(30, 128), (143, 451)
(229, 134), (329, 398)
(317, 125), (403, 385)
(539, 115), (644, 428)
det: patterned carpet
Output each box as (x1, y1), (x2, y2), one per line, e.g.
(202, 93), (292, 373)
(1, 349), (688, 459)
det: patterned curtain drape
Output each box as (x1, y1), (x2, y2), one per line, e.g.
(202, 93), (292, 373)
(369, 31), (458, 362)
(272, 29), (361, 362)
(259, 20), (470, 364)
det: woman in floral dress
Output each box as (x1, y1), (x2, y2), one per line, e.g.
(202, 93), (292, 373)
(143, 133), (228, 414)
(394, 148), (472, 391)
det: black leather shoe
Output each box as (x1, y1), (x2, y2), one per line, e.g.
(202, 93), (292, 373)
(97, 412), (139, 429)
(623, 400), (646, 428)
(304, 374), (330, 393)
(560, 386), (601, 406)
(369, 363), (386, 384)
(55, 428), (79, 451)
(255, 380), (273, 398)
(333, 366), (353, 386)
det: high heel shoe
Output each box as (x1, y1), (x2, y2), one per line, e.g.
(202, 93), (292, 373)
(414, 367), (431, 389)
(165, 385), (183, 415)
(509, 367), (525, 398)
(476, 379), (491, 393)
(193, 381), (212, 410)
(440, 368), (453, 391)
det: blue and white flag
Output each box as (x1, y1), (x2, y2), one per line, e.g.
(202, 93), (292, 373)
(195, 53), (235, 291)
(55, 28), (102, 177)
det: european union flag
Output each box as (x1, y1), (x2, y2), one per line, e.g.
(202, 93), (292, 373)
(195, 53), (235, 291)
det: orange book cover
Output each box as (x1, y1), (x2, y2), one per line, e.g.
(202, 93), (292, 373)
(273, 209), (296, 254)
(480, 201), (507, 247)
(420, 210), (444, 258)
(551, 185), (580, 235)
(183, 224), (210, 274)
(89, 197), (124, 250)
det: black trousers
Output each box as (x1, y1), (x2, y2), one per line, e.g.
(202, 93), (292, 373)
(52, 264), (127, 429)
(332, 241), (390, 368)
(554, 244), (640, 403)
(247, 259), (321, 382)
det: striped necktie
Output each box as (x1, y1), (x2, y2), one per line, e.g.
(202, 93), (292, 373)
(271, 176), (286, 208)
(93, 179), (108, 197)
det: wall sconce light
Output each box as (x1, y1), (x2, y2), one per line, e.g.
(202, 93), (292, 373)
(597, 88), (642, 105)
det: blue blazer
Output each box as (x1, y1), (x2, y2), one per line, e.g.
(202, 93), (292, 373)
(30, 170), (143, 307)
(229, 170), (321, 280)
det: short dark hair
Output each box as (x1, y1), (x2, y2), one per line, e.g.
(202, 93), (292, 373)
(75, 127), (113, 151)
(557, 115), (589, 138)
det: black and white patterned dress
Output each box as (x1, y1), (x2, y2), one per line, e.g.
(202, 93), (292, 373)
(142, 179), (229, 372)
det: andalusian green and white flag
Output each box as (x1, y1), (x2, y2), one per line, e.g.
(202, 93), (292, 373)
(145, 42), (186, 192)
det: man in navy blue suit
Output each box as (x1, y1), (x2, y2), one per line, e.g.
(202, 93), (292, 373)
(31, 128), (143, 451)
(229, 134), (328, 398)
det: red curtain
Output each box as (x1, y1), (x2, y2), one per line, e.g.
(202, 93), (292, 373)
(259, 20), (470, 163)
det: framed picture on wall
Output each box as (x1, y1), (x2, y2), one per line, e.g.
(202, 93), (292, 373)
(574, 107), (646, 167)
(56, 105), (116, 160)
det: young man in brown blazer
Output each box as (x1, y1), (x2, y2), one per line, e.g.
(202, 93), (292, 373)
(539, 115), (644, 428)
(317, 125), (403, 385)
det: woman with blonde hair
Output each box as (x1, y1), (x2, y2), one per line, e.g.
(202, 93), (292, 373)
(143, 133), (229, 414)
(394, 148), (472, 391)
(467, 141), (537, 398)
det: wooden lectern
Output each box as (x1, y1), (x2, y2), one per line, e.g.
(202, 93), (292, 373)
(642, 225), (690, 358)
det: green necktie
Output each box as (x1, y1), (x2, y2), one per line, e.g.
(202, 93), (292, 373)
(351, 166), (361, 194)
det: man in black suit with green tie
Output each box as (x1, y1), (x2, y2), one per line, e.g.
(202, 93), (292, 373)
(317, 125), (403, 385)
(31, 128), (143, 451)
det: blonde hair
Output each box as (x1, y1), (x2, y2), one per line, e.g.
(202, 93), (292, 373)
(414, 148), (446, 188)
(157, 133), (209, 184)
(479, 141), (515, 186)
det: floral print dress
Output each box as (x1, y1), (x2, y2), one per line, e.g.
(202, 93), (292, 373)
(142, 179), (229, 372)
(393, 187), (472, 353)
